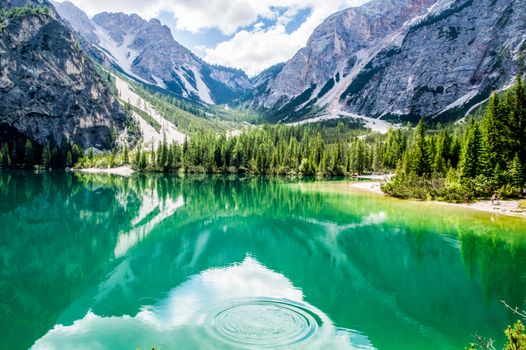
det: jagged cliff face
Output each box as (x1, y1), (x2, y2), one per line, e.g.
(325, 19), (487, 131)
(253, 0), (526, 123)
(242, 63), (285, 106)
(0, 0), (133, 149)
(252, 0), (438, 117)
(340, 0), (526, 121)
(50, 0), (98, 44)
(55, 3), (252, 105)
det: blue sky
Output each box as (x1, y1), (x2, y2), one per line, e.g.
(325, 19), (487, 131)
(59, 0), (370, 75)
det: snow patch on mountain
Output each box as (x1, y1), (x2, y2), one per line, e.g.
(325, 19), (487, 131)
(93, 24), (148, 85)
(190, 67), (213, 104)
(115, 75), (185, 147)
(289, 110), (394, 134)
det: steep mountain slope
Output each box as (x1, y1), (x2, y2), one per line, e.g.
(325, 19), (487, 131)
(250, 63), (285, 97)
(340, 0), (526, 121)
(0, 0), (134, 150)
(114, 74), (185, 147)
(252, 0), (438, 120)
(253, 0), (526, 124)
(54, 2), (252, 105)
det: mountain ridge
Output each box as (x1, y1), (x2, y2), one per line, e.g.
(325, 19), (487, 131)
(251, 0), (526, 124)
(54, 1), (253, 105)
(0, 0), (136, 151)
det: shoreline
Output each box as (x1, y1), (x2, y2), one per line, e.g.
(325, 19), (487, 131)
(347, 181), (526, 219)
(67, 169), (526, 219)
(74, 165), (135, 177)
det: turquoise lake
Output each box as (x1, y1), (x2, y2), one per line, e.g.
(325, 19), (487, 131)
(1, 171), (525, 349)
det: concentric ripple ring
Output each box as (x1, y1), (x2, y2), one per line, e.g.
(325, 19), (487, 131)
(209, 298), (321, 348)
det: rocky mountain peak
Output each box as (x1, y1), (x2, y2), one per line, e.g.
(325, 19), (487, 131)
(55, 4), (252, 105)
(253, 0), (438, 117)
(52, 0), (99, 44)
(0, 0), (135, 149)
(251, 0), (525, 125)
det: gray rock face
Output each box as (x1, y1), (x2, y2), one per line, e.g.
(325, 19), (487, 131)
(253, 0), (438, 114)
(254, 0), (526, 123)
(0, 0), (133, 149)
(52, 0), (99, 44)
(57, 4), (252, 105)
(340, 0), (526, 121)
(241, 63), (285, 106)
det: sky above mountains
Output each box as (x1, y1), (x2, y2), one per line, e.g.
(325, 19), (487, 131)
(56, 0), (370, 75)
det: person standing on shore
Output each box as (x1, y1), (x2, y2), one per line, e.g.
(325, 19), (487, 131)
(491, 193), (500, 206)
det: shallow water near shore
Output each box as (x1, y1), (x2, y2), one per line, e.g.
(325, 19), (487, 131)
(1, 172), (526, 349)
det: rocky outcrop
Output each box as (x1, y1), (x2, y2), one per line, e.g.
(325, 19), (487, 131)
(0, 0), (134, 149)
(340, 0), (526, 121)
(51, 0), (98, 44)
(252, 0), (438, 119)
(253, 0), (526, 123)
(55, 3), (252, 105)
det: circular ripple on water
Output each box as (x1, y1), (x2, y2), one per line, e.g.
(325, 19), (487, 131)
(209, 298), (321, 348)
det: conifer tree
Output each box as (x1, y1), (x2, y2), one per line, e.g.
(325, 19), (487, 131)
(24, 139), (34, 166)
(459, 119), (482, 181)
(71, 144), (82, 164)
(123, 144), (129, 164)
(66, 151), (73, 168)
(433, 130), (450, 174)
(509, 153), (524, 188)
(410, 119), (431, 177)
(509, 76), (526, 165)
(134, 143), (142, 168)
(481, 93), (510, 170)
(42, 144), (52, 169)
(1, 143), (11, 167)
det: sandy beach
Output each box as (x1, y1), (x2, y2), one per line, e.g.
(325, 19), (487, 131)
(347, 181), (526, 218)
(75, 166), (135, 177)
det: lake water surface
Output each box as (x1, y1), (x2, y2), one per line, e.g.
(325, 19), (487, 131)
(1, 172), (526, 349)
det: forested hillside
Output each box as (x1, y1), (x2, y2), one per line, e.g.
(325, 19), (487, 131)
(383, 77), (526, 201)
(3, 76), (525, 203)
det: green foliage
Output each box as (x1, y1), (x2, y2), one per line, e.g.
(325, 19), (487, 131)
(410, 119), (432, 176)
(459, 118), (483, 180)
(125, 101), (162, 132)
(77, 123), (405, 177)
(24, 140), (34, 167)
(123, 144), (129, 164)
(66, 151), (73, 168)
(385, 76), (526, 201)
(504, 320), (526, 350)
(127, 80), (230, 133)
(0, 143), (11, 168)
(42, 145), (52, 169)
(0, 4), (49, 33)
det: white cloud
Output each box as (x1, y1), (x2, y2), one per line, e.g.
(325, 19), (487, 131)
(204, 1), (370, 76)
(56, 0), (164, 19)
(57, 0), (371, 75)
(58, 0), (370, 34)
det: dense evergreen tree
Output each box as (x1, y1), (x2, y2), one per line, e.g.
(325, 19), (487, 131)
(24, 140), (34, 166)
(459, 119), (482, 181)
(123, 144), (129, 164)
(410, 119), (432, 177)
(509, 153), (524, 189)
(1, 143), (11, 167)
(481, 93), (511, 171)
(42, 145), (52, 169)
(384, 76), (526, 201)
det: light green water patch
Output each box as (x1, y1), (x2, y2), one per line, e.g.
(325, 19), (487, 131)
(0, 173), (525, 350)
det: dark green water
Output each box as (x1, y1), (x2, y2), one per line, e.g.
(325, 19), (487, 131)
(1, 172), (526, 350)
